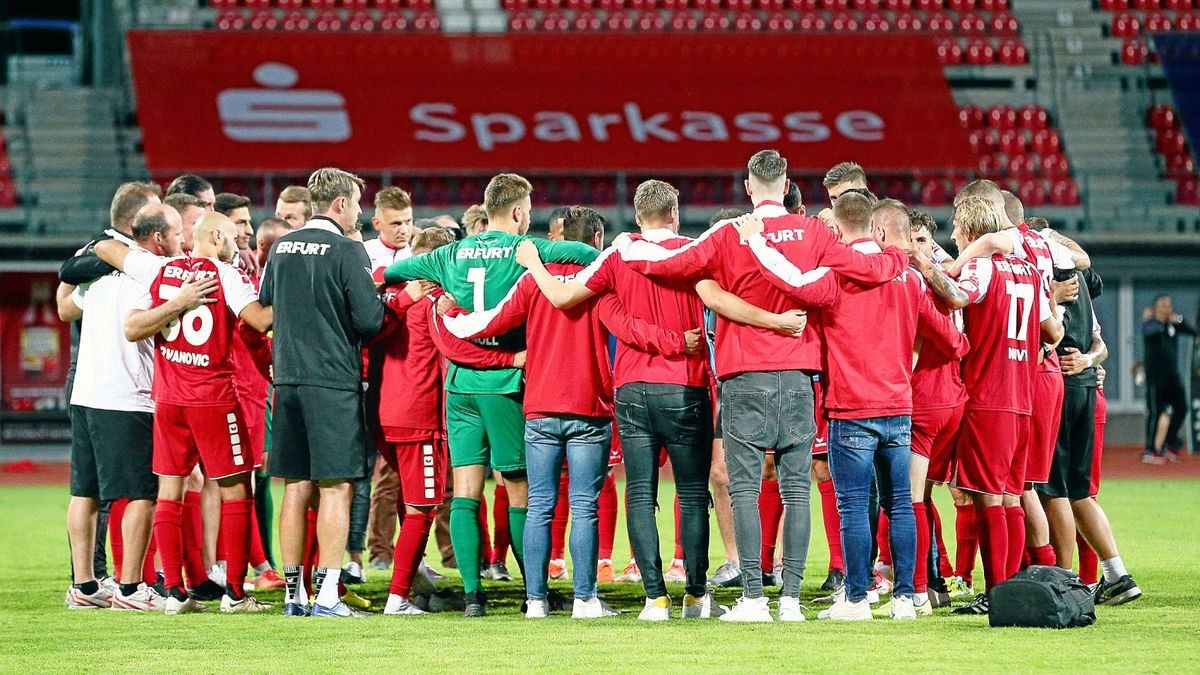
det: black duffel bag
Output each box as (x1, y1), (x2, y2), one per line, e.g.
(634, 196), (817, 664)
(989, 565), (1096, 629)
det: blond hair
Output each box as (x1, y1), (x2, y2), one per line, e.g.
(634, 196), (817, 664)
(633, 180), (679, 222)
(1000, 190), (1024, 226)
(278, 185), (313, 219)
(412, 227), (455, 255)
(954, 196), (1002, 240)
(823, 161), (867, 188)
(110, 181), (162, 232)
(483, 173), (533, 215)
(375, 186), (412, 211)
(747, 149), (788, 185)
(833, 192), (873, 234)
(462, 204), (488, 235)
(307, 168), (364, 215)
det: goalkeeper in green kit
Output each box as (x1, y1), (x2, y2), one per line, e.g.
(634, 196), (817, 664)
(383, 174), (599, 617)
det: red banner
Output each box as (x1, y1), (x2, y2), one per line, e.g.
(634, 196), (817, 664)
(127, 31), (973, 174)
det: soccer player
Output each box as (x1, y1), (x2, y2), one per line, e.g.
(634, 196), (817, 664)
(275, 185), (312, 230)
(259, 168), (385, 618)
(214, 193), (258, 278)
(364, 187), (416, 280)
(166, 174), (215, 211)
(382, 173), (601, 617)
(616, 151), (909, 622)
(740, 197), (967, 621)
(62, 185), (166, 611)
(941, 196), (1063, 616)
(96, 212), (275, 613)
(447, 206), (696, 618)
(462, 204), (488, 236)
(163, 193), (206, 256)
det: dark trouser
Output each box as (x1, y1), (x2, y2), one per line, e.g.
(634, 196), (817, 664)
(347, 447), (377, 555)
(722, 370), (815, 599)
(1039, 385), (1097, 501)
(1145, 377), (1187, 453)
(94, 500), (110, 579)
(616, 382), (713, 600)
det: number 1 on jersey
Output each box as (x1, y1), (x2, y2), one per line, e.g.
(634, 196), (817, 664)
(467, 267), (486, 310)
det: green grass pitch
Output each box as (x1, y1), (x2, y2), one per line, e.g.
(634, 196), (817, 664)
(0, 479), (1197, 673)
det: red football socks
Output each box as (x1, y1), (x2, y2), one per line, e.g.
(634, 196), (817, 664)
(476, 493), (494, 566)
(154, 499), (186, 592)
(954, 503), (978, 585)
(818, 479), (844, 572)
(550, 474), (569, 560)
(673, 496), (684, 560)
(597, 473), (618, 560)
(183, 491), (209, 586)
(1028, 543), (1057, 567)
(1077, 532), (1099, 584)
(109, 497), (128, 579)
(877, 511), (893, 567)
(913, 501), (930, 593)
(1005, 505), (1025, 580)
(759, 479), (783, 572)
(930, 501), (953, 578)
(221, 499), (253, 595)
(390, 511), (436, 597)
(303, 507), (318, 595)
(492, 484), (512, 565)
(978, 505), (1009, 590)
(248, 499), (269, 569)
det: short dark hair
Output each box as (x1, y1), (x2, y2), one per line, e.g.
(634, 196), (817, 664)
(823, 162), (867, 188)
(163, 192), (204, 213)
(548, 206), (569, 225)
(214, 192), (251, 216)
(110, 182), (162, 232)
(131, 208), (171, 242)
(166, 174), (213, 198)
(783, 181), (802, 213)
(561, 206), (606, 244)
(414, 217), (440, 229)
(710, 208), (742, 226)
(1027, 216), (1050, 231)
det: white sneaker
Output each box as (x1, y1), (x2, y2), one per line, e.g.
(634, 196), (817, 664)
(816, 585), (844, 605)
(342, 561), (366, 583)
(65, 584), (113, 610)
(110, 583), (165, 612)
(777, 596), (806, 622)
(164, 595), (208, 615)
(867, 588), (881, 604)
(637, 596), (671, 621)
(718, 596), (773, 623)
(913, 595), (933, 616)
(207, 564), (228, 588)
(572, 597), (619, 619)
(818, 597), (873, 621)
(682, 592), (727, 619)
(890, 595), (917, 620)
(98, 576), (119, 596)
(220, 595), (274, 613)
(384, 594), (428, 615)
(525, 599), (549, 619)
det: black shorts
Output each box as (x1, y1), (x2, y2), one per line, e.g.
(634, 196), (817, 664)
(268, 384), (370, 481)
(69, 405), (156, 501)
(1037, 385), (1096, 501)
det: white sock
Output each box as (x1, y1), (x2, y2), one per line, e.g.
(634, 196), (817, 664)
(915, 592), (929, 606)
(1100, 556), (1127, 584)
(316, 567), (341, 607)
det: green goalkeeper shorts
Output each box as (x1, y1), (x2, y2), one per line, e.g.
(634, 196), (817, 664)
(446, 392), (526, 472)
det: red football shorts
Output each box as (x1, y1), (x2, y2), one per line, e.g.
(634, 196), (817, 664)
(1091, 387), (1108, 497)
(1025, 369), (1065, 484)
(811, 380), (828, 459)
(379, 433), (446, 508)
(952, 409), (1030, 497)
(240, 395), (266, 468)
(153, 402), (252, 479)
(912, 403), (965, 484)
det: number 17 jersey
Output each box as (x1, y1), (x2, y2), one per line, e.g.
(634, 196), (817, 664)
(957, 254), (1051, 415)
(142, 256), (259, 407)
(382, 230), (599, 395)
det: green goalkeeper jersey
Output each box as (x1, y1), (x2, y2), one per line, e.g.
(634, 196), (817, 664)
(383, 230), (599, 394)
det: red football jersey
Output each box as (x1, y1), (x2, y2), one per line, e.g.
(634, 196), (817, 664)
(957, 254), (1050, 415)
(619, 202), (907, 380)
(576, 228), (710, 389)
(148, 257), (258, 407)
(1011, 223), (1064, 374)
(911, 287), (968, 412)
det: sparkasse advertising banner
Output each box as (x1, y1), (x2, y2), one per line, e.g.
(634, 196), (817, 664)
(126, 31), (973, 174)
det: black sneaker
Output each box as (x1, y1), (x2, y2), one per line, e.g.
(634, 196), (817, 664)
(821, 569), (845, 592)
(188, 579), (225, 601)
(761, 572), (778, 587)
(463, 590), (487, 618)
(952, 593), (990, 615)
(546, 588), (570, 612)
(1094, 575), (1142, 606)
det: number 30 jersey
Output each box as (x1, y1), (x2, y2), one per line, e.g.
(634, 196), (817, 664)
(141, 256), (259, 407)
(957, 253), (1051, 415)
(383, 230), (598, 395)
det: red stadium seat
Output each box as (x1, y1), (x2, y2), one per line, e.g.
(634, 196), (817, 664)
(671, 10), (701, 28)
(541, 10), (570, 30)
(243, 0), (270, 9)
(1165, 0), (1194, 9)
(348, 10), (376, 29)
(340, 0), (370, 9)
(926, 11), (953, 32)
(766, 11), (795, 29)
(731, 10), (760, 29)
(412, 10), (440, 30)
(978, 152), (1002, 174)
(916, 0), (943, 8)
(998, 129), (1028, 155)
(853, 0), (883, 9)
(1177, 177), (1200, 206)
(979, 0), (1007, 9)
(957, 11), (986, 34)
(215, 10), (247, 30)
(991, 11), (1019, 35)
(1017, 178), (1047, 206)
(536, 0), (561, 9)
(1018, 105), (1049, 130)
(1121, 38), (1149, 64)
(278, 0), (308, 7)
(998, 39), (1027, 64)
(758, 0), (786, 9)
(1145, 12), (1173, 31)
(1133, 0), (1161, 9)
(789, 0), (820, 7)
(947, 0), (975, 9)
(314, 10), (343, 30)
(1032, 128), (1061, 155)
(574, 9), (602, 28)
(310, 0), (337, 9)
(1156, 129), (1186, 155)
(1166, 153), (1197, 177)
(894, 11), (923, 30)
(965, 39), (995, 63)
(863, 12), (891, 30)
(631, 0), (659, 9)
(566, 0), (593, 10)
(919, 178), (951, 205)
(823, 0), (851, 8)
(798, 11), (827, 29)
(1049, 178), (1079, 205)
(1100, 0), (1129, 8)
(968, 128), (998, 153)
(884, 0), (913, 8)
(1041, 152), (1070, 177)
(1008, 153), (1037, 177)
(1111, 12), (1140, 39)
(831, 11), (859, 30)
(249, 9), (279, 30)
(210, 0), (239, 9)
(508, 8), (535, 27)
(935, 36), (963, 63)
(379, 9), (409, 29)
(639, 10), (668, 30)
(1178, 12), (1200, 31)
(1148, 104), (1177, 130)
(608, 9), (637, 28)
(987, 105), (1017, 129)
(728, 0), (754, 10)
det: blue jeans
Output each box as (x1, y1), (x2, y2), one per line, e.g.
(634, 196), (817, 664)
(828, 416), (916, 602)
(523, 415), (611, 601)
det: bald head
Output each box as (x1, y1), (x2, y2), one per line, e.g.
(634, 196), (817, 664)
(954, 179), (1010, 227)
(193, 212), (239, 263)
(132, 203), (184, 257)
(871, 198), (912, 248)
